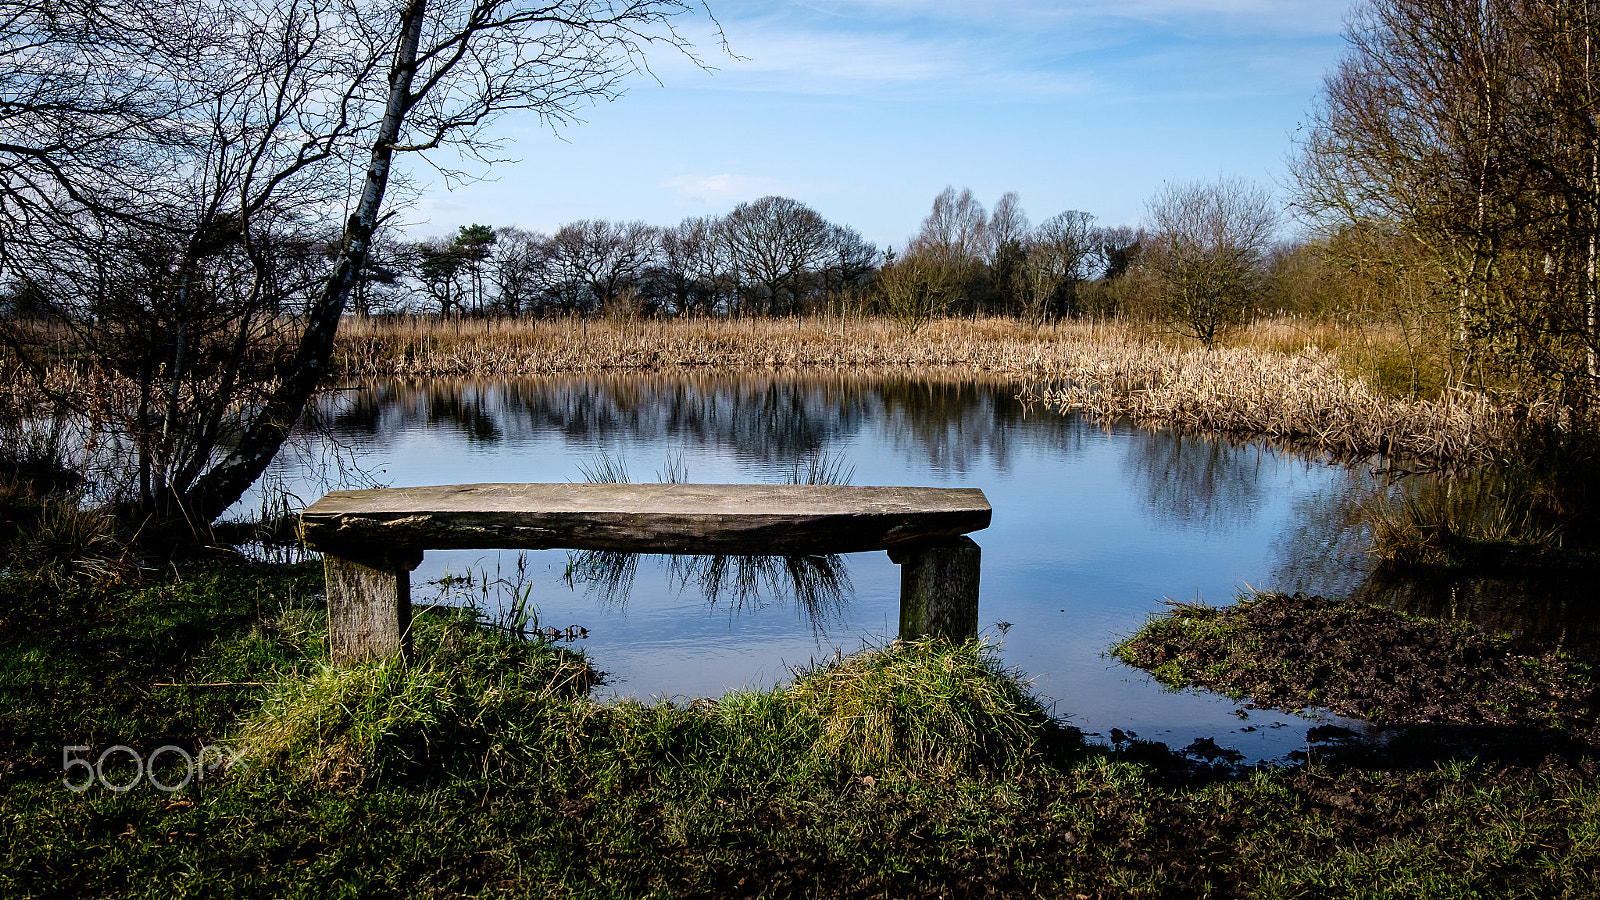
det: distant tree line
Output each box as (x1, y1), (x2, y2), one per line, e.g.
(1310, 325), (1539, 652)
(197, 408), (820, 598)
(360, 182), (1292, 349)
(359, 196), (878, 318)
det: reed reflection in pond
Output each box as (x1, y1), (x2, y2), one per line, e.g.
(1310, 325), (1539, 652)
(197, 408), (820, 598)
(1270, 472), (1600, 655)
(563, 450), (855, 634)
(565, 550), (852, 634)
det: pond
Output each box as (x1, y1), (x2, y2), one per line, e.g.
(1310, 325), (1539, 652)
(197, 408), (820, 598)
(243, 371), (1555, 761)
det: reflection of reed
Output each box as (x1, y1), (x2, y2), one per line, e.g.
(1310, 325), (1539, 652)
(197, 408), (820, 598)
(562, 549), (852, 633)
(562, 450), (856, 633)
(670, 553), (851, 629)
(562, 549), (640, 607)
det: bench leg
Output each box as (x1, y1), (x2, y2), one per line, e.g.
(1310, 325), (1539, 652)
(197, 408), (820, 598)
(324, 549), (424, 664)
(889, 537), (980, 642)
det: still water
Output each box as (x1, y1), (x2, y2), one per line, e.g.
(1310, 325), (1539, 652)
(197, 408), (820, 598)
(254, 372), (1394, 761)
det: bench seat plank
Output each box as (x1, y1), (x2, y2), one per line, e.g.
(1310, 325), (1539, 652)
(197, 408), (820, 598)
(301, 483), (991, 557)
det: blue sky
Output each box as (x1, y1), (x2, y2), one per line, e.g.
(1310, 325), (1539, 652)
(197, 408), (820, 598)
(411, 0), (1353, 249)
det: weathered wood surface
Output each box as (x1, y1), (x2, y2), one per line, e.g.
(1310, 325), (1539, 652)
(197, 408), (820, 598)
(891, 537), (981, 643)
(301, 483), (991, 556)
(325, 552), (420, 663)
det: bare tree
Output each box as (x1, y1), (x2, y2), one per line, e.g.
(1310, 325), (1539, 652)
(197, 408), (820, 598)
(490, 226), (547, 316)
(538, 219), (659, 314)
(1017, 210), (1097, 323)
(908, 186), (988, 313)
(0, 0), (710, 526)
(913, 187), (988, 263)
(987, 192), (1030, 315)
(876, 248), (959, 334)
(718, 196), (832, 316)
(986, 192), (1029, 262)
(656, 216), (725, 316)
(1144, 178), (1279, 346)
(821, 224), (878, 301)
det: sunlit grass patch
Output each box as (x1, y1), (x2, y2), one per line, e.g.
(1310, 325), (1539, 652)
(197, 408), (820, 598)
(773, 637), (1062, 778)
(236, 623), (1062, 791)
(234, 611), (599, 787)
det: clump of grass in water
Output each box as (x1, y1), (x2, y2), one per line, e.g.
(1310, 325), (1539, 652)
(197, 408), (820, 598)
(424, 553), (543, 636)
(577, 452), (630, 485)
(1370, 469), (1567, 570)
(783, 450), (854, 486)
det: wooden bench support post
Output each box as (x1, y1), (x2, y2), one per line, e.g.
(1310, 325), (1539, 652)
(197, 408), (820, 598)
(890, 536), (980, 643)
(324, 549), (424, 664)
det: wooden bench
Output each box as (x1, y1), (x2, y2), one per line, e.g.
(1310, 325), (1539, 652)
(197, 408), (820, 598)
(300, 483), (993, 663)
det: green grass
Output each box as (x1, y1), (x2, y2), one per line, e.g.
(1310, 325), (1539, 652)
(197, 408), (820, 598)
(3, 559), (1600, 897)
(1369, 470), (1569, 571)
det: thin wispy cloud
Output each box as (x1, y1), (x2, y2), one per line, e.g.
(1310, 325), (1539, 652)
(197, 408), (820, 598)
(411, 0), (1358, 251)
(663, 173), (792, 205)
(692, 1), (1345, 103)
(789, 0), (1345, 35)
(722, 29), (952, 85)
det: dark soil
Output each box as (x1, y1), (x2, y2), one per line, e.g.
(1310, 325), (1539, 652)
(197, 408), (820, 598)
(1114, 593), (1599, 729)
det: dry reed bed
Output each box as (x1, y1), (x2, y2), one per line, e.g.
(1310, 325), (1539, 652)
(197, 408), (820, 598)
(336, 316), (1508, 465)
(332, 315), (1089, 377)
(1032, 336), (1505, 466)
(1, 316), (1506, 468)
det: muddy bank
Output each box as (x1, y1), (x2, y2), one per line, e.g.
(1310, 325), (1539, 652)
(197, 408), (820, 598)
(1113, 593), (1598, 729)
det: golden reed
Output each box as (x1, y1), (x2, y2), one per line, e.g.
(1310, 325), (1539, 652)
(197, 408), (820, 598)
(1, 314), (1507, 467)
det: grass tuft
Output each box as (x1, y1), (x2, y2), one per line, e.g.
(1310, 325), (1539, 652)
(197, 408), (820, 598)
(13, 500), (125, 588)
(234, 611), (599, 787)
(1369, 427), (1600, 571)
(1369, 473), (1561, 570)
(773, 637), (1059, 777)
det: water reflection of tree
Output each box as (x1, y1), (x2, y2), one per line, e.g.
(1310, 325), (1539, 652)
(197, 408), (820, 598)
(1121, 430), (1270, 532)
(874, 376), (1088, 476)
(310, 372), (1089, 474)
(1267, 473), (1381, 597)
(1358, 568), (1600, 655)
